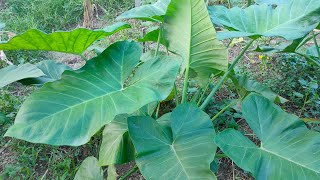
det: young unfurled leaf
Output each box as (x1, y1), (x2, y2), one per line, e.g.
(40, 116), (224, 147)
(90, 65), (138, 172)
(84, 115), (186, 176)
(165, 0), (228, 84)
(128, 104), (217, 179)
(209, 0), (320, 40)
(0, 63), (44, 88)
(5, 41), (180, 146)
(215, 94), (320, 179)
(117, 0), (170, 22)
(74, 157), (103, 180)
(0, 22), (130, 54)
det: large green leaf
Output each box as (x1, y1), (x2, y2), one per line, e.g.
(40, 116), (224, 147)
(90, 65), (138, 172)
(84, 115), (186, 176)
(231, 75), (288, 103)
(0, 22), (130, 54)
(99, 102), (157, 166)
(0, 63), (44, 88)
(20, 60), (72, 86)
(215, 94), (320, 179)
(117, 0), (170, 22)
(74, 156), (103, 180)
(128, 104), (217, 179)
(165, 0), (228, 83)
(5, 41), (180, 146)
(209, 0), (320, 40)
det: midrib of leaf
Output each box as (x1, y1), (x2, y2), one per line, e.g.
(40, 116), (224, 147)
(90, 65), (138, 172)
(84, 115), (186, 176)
(170, 145), (190, 179)
(260, 146), (319, 174)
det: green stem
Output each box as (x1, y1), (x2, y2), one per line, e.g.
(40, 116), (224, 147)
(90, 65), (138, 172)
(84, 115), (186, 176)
(155, 23), (163, 57)
(155, 103), (160, 119)
(181, 65), (190, 103)
(296, 52), (320, 67)
(119, 165), (139, 180)
(212, 99), (239, 121)
(312, 31), (320, 59)
(200, 39), (255, 110)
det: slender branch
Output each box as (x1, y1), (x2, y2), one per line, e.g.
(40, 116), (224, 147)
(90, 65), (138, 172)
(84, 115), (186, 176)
(119, 165), (139, 180)
(212, 99), (239, 121)
(200, 39), (255, 110)
(312, 31), (320, 59)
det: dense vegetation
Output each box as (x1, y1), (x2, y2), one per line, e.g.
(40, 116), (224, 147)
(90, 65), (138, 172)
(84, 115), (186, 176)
(0, 0), (319, 179)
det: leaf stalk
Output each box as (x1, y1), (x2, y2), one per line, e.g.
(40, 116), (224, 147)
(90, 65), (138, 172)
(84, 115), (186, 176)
(200, 39), (255, 110)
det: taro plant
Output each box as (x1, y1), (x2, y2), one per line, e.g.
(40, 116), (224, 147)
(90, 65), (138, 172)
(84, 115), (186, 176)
(1, 0), (320, 179)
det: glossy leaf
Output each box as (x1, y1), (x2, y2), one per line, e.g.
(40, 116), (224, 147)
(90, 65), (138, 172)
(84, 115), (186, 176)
(0, 63), (44, 88)
(99, 102), (157, 166)
(215, 94), (320, 179)
(74, 156), (103, 180)
(20, 60), (72, 86)
(117, 0), (170, 22)
(209, 0), (320, 40)
(0, 22), (130, 54)
(165, 0), (228, 83)
(232, 75), (288, 103)
(128, 104), (217, 179)
(5, 41), (180, 146)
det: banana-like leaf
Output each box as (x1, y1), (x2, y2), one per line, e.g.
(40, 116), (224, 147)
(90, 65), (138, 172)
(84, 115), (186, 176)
(116, 0), (170, 22)
(74, 156), (103, 180)
(0, 22), (130, 54)
(20, 60), (72, 86)
(215, 94), (320, 179)
(5, 41), (180, 146)
(99, 102), (157, 166)
(128, 104), (217, 180)
(231, 75), (288, 103)
(209, 0), (320, 40)
(0, 63), (44, 88)
(165, 0), (228, 84)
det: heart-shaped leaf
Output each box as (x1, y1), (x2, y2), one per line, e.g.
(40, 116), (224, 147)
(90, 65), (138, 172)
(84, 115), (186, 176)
(74, 156), (103, 180)
(0, 63), (44, 88)
(209, 0), (320, 40)
(117, 0), (170, 22)
(215, 94), (320, 179)
(0, 22), (130, 54)
(128, 104), (217, 179)
(5, 41), (180, 146)
(138, 28), (169, 47)
(165, 0), (228, 83)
